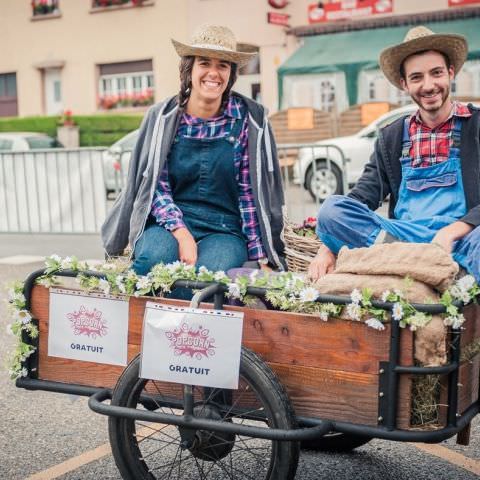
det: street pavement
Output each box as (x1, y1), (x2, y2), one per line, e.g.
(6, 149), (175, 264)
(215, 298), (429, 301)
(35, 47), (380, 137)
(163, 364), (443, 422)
(0, 190), (479, 479)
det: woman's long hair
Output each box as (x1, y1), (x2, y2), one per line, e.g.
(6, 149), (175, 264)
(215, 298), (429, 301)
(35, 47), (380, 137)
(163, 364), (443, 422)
(178, 56), (238, 110)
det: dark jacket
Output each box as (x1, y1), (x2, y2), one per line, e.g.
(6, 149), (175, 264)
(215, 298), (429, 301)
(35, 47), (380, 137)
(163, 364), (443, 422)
(349, 104), (480, 228)
(101, 92), (286, 269)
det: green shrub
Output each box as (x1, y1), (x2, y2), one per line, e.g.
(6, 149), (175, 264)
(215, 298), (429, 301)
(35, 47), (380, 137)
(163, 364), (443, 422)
(0, 114), (144, 147)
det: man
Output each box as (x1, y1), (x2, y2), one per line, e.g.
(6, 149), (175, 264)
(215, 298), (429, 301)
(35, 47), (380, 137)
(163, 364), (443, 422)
(309, 26), (480, 282)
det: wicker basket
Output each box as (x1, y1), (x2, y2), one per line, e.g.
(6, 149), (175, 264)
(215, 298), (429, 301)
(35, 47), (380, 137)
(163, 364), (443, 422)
(283, 221), (322, 273)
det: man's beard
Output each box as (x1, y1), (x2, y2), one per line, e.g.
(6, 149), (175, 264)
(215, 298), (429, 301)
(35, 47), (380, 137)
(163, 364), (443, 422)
(411, 84), (450, 113)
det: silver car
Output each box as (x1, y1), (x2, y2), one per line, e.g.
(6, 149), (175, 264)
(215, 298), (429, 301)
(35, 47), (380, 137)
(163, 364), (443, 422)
(294, 105), (416, 201)
(102, 129), (138, 194)
(0, 132), (64, 151)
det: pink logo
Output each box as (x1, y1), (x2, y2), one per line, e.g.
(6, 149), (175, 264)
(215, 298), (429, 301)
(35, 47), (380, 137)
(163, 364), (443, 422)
(165, 323), (216, 359)
(67, 305), (108, 339)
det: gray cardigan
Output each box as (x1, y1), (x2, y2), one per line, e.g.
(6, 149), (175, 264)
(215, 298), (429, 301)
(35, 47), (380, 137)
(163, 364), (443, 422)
(101, 92), (286, 269)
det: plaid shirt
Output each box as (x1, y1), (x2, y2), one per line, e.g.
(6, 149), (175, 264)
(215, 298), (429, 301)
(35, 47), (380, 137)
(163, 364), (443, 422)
(151, 96), (266, 260)
(408, 102), (472, 167)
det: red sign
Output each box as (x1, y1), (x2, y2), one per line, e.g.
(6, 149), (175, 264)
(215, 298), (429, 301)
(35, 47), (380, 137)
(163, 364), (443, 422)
(268, 11), (291, 26)
(448, 0), (480, 6)
(268, 0), (289, 8)
(308, 0), (393, 24)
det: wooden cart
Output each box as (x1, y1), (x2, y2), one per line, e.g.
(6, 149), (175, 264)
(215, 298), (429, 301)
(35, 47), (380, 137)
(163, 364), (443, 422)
(16, 269), (480, 480)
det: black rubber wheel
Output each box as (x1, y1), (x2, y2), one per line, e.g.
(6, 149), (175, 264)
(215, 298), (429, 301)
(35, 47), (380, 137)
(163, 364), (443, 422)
(301, 432), (371, 452)
(305, 160), (343, 202)
(109, 348), (300, 479)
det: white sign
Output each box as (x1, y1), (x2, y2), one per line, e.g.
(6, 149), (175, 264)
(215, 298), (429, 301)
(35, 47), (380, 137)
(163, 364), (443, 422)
(48, 288), (129, 366)
(140, 302), (244, 389)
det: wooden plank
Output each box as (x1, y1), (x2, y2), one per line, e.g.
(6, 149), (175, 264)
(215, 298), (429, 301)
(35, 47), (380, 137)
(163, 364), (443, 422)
(270, 363), (379, 426)
(128, 295), (413, 375)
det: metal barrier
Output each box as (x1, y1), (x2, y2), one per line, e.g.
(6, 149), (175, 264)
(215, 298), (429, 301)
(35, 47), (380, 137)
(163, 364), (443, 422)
(277, 142), (348, 221)
(0, 142), (349, 233)
(0, 148), (108, 234)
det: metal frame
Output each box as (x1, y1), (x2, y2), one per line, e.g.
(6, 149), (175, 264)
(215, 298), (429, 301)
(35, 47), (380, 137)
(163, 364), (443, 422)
(16, 268), (479, 444)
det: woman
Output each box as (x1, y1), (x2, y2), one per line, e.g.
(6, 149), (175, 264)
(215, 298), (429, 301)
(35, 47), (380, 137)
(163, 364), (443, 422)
(101, 25), (285, 277)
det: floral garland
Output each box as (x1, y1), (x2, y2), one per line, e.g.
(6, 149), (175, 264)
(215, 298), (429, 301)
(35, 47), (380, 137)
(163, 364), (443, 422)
(6, 255), (480, 379)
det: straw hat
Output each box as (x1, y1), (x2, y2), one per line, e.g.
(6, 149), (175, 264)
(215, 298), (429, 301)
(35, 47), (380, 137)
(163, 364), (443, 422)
(379, 26), (468, 89)
(172, 25), (256, 67)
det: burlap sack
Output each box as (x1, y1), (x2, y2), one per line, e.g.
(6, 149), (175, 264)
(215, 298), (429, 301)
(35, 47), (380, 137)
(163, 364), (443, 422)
(335, 242), (458, 292)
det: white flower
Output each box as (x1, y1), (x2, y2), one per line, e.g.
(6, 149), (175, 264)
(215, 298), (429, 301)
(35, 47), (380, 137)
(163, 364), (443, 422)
(248, 270), (259, 283)
(60, 256), (74, 269)
(319, 311), (329, 321)
(198, 266), (209, 274)
(444, 314), (465, 329)
(299, 287), (319, 303)
(392, 302), (404, 321)
(20, 367), (28, 377)
(350, 289), (362, 305)
(48, 254), (62, 263)
(136, 276), (151, 290)
(13, 310), (32, 325)
(99, 279), (111, 294)
(228, 283), (241, 299)
(115, 276), (126, 293)
(365, 318), (385, 331)
(8, 291), (25, 304)
(381, 290), (391, 303)
(457, 275), (475, 292)
(126, 270), (137, 281)
(214, 271), (227, 281)
(346, 303), (362, 321)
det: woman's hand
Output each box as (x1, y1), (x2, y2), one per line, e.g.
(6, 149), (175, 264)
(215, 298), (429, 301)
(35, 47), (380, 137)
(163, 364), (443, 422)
(308, 244), (336, 281)
(172, 227), (197, 265)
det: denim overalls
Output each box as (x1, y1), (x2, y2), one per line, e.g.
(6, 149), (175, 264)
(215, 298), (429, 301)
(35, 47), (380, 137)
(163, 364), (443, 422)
(133, 117), (248, 276)
(316, 117), (480, 281)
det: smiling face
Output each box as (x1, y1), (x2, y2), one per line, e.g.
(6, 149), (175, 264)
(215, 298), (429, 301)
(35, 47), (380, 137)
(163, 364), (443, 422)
(189, 56), (232, 107)
(400, 50), (454, 119)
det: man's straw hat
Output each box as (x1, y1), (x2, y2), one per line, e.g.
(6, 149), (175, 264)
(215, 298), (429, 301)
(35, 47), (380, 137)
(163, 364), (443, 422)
(379, 26), (468, 89)
(172, 25), (256, 67)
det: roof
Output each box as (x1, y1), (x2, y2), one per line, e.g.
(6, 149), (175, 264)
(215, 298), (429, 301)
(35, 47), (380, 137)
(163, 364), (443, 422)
(278, 17), (480, 106)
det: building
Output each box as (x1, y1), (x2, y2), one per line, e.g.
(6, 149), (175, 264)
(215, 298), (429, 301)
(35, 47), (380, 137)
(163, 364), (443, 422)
(0, 0), (479, 119)
(281, 0), (480, 113)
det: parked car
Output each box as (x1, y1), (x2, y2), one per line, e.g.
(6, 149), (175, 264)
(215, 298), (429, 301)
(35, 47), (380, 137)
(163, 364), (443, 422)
(102, 129), (139, 193)
(293, 104), (417, 201)
(0, 132), (64, 151)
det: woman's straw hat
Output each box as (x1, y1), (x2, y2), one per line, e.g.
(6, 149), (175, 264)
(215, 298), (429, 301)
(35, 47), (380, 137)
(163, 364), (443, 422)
(379, 26), (468, 89)
(172, 25), (256, 67)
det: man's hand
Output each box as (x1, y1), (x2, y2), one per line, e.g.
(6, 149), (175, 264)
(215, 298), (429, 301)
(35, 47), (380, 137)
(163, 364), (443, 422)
(308, 244), (336, 281)
(172, 227), (197, 265)
(431, 221), (473, 253)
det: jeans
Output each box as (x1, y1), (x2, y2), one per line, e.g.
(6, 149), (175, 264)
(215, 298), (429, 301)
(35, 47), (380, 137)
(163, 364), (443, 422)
(132, 223), (248, 299)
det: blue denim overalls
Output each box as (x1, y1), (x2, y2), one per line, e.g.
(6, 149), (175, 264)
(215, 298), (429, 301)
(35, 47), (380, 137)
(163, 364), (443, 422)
(132, 116), (248, 277)
(316, 117), (480, 280)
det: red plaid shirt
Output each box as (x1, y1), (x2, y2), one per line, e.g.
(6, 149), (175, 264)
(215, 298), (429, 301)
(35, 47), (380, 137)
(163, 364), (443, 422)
(408, 102), (472, 168)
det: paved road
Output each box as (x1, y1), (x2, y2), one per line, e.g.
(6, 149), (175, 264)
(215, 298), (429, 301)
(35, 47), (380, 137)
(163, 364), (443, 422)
(1, 247), (480, 479)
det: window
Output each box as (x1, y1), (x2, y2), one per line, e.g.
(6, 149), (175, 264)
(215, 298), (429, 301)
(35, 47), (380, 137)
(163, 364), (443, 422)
(53, 80), (62, 102)
(31, 0), (60, 16)
(0, 72), (18, 117)
(25, 136), (60, 149)
(282, 72), (349, 113)
(98, 60), (154, 109)
(0, 138), (13, 151)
